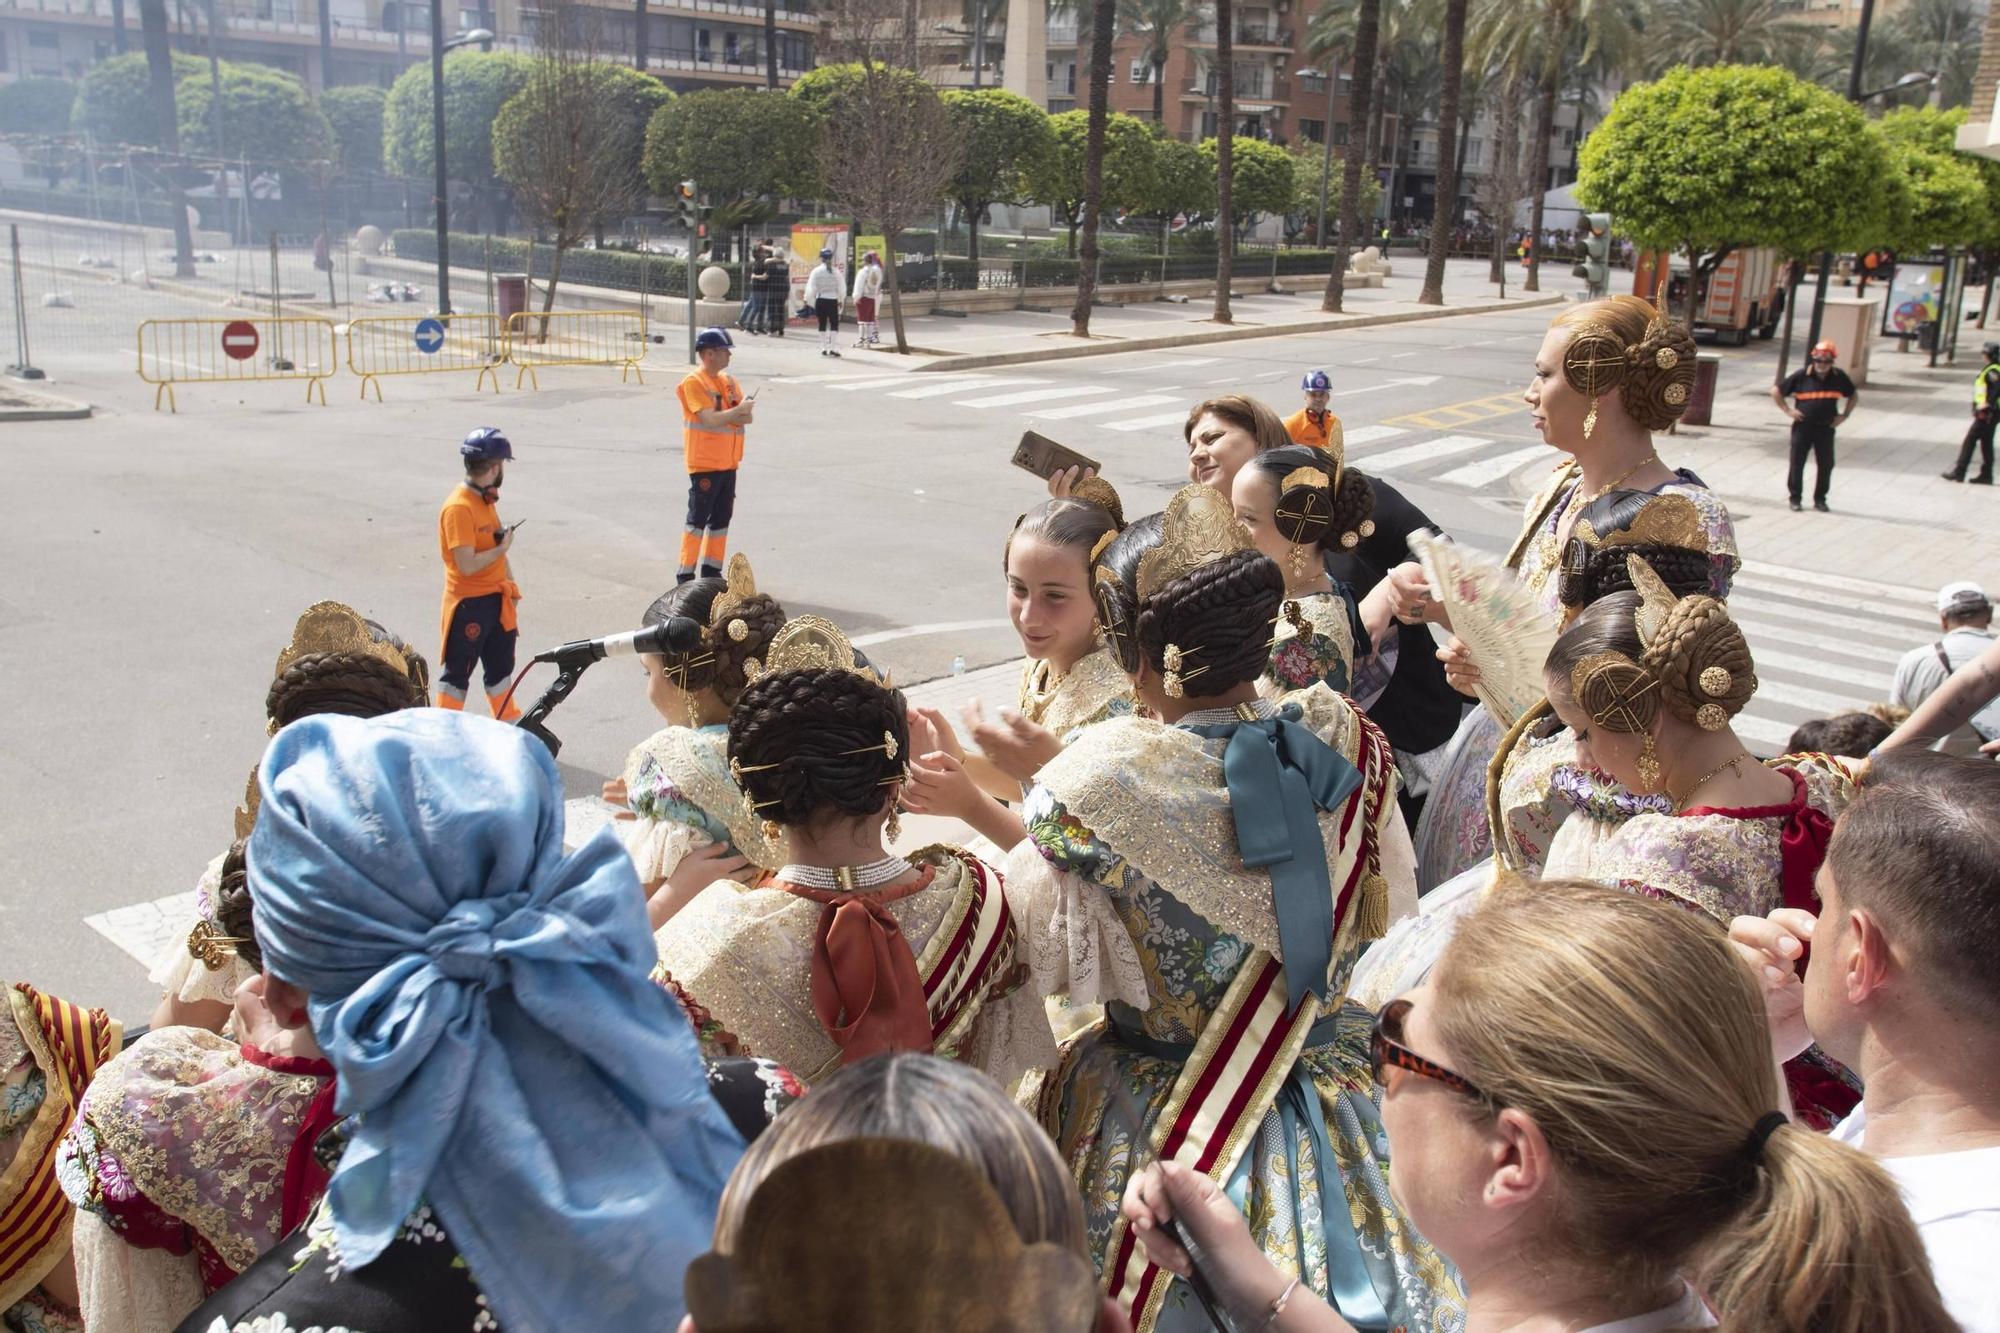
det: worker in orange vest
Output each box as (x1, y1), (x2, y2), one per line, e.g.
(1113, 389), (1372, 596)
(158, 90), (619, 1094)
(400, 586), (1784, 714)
(675, 327), (755, 583)
(437, 427), (523, 717)
(1284, 369), (1344, 453)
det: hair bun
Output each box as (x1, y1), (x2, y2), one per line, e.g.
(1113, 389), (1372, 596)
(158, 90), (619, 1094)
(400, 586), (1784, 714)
(1622, 321), (1700, 432)
(1069, 476), (1126, 531)
(1642, 595), (1755, 729)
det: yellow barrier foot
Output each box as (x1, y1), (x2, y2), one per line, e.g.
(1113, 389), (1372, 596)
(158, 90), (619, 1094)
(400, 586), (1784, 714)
(477, 366), (500, 394)
(308, 378), (328, 406)
(154, 382), (176, 413)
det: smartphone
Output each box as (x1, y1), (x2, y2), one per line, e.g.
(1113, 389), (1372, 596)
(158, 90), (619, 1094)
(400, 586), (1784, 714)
(1011, 429), (1101, 481)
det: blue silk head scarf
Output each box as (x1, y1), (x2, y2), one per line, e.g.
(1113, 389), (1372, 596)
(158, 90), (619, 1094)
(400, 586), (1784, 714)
(248, 710), (744, 1333)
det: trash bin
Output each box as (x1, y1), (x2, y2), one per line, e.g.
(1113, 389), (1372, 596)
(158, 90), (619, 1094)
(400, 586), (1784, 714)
(1682, 352), (1723, 427)
(1918, 319), (1939, 353)
(496, 273), (529, 325)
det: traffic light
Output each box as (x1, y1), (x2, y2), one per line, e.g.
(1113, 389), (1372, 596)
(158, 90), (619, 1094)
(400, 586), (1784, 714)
(1583, 212), (1613, 299)
(677, 179), (698, 231)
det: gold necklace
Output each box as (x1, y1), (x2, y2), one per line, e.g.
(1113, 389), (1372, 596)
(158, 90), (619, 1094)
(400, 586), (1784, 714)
(1674, 753), (1747, 808)
(1577, 453), (1661, 510)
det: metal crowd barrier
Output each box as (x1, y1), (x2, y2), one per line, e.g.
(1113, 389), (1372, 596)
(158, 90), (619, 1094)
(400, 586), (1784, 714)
(504, 309), (648, 390)
(345, 313), (507, 401)
(136, 317), (340, 412)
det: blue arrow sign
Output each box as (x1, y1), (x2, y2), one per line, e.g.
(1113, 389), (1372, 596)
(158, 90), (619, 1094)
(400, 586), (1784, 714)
(414, 317), (446, 354)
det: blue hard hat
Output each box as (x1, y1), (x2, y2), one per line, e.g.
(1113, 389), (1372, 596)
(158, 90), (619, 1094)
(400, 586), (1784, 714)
(819, 248), (833, 259)
(1301, 369), (1332, 392)
(695, 327), (734, 352)
(460, 426), (513, 461)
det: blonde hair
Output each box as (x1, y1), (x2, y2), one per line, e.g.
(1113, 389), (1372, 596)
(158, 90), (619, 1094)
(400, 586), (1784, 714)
(1431, 878), (1954, 1333)
(1183, 394), (1292, 453)
(1552, 295), (1699, 432)
(713, 1054), (1086, 1255)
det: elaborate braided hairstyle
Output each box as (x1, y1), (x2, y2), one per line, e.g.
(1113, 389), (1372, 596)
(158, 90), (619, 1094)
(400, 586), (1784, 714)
(1094, 508), (1286, 697)
(265, 610), (429, 730)
(1546, 565), (1758, 736)
(212, 838), (263, 973)
(642, 574), (788, 707)
(1244, 444), (1375, 559)
(728, 667), (911, 830)
(1002, 489), (1123, 573)
(1558, 490), (1718, 611)
(1553, 294), (1699, 436)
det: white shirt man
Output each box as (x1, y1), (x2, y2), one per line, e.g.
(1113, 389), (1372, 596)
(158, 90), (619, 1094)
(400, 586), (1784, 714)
(1890, 581), (2000, 754)
(1730, 750), (2000, 1333)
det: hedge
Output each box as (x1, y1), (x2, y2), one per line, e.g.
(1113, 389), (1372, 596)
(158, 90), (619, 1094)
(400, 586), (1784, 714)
(390, 229), (735, 300)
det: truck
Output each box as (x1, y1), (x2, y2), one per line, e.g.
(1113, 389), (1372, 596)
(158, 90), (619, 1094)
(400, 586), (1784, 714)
(1633, 248), (1785, 345)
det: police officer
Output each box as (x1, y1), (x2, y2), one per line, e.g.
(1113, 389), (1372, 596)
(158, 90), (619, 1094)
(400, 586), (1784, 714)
(675, 327), (753, 582)
(436, 427), (523, 718)
(1772, 339), (1858, 512)
(1942, 340), (2000, 485)
(1283, 369), (1344, 452)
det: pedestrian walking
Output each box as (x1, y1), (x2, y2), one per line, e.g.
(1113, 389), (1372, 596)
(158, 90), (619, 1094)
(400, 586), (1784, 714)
(852, 251), (884, 348)
(675, 327), (753, 583)
(1283, 368), (1343, 452)
(739, 243), (769, 335)
(436, 427), (523, 719)
(805, 248), (844, 358)
(1889, 581), (2000, 755)
(1772, 339), (1857, 512)
(761, 242), (790, 337)
(1942, 340), (2000, 484)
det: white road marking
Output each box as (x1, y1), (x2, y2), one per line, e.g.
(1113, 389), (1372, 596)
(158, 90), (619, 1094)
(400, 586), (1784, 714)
(1435, 446), (1549, 489)
(1353, 434), (1493, 472)
(1103, 356), (1220, 374)
(1340, 424), (1408, 447)
(1729, 591), (1934, 643)
(1748, 645), (1894, 693)
(1106, 410), (1200, 432)
(955, 385), (1118, 408)
(1332, 374), (1441, 398)
(850, 618), (1014, 647)
(889, 376), (1042, 399)
(1030, 393), (1180, 420)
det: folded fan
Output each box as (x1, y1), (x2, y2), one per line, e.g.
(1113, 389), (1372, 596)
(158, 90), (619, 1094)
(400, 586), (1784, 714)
(1410, 529), (1558, 728)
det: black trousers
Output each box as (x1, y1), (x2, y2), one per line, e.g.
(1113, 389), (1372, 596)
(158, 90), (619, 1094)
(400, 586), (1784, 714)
(679, 467), (739, 581)
(1787, 421), (1836, 503)
(1950, 412), (1997, 481)
(815, 298), (841, 332)
(440, 592), (516, 694)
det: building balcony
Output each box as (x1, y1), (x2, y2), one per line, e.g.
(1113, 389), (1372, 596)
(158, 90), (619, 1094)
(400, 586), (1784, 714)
(1045, 21), (1075, 44)
(1188, 25), (1291, 49)
(1180, 78), (1290, 105)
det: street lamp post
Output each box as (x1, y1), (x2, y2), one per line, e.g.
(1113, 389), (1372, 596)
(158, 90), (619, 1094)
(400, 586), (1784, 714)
(1298, 63), (1336, 247)
(431, 22), (495, 316)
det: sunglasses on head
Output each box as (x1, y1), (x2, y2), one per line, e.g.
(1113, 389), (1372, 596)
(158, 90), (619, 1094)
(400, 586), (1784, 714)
(1370, 997), (1488, 1101)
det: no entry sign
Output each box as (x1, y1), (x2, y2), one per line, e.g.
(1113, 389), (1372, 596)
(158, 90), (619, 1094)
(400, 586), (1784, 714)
(221, 320), (259, 361)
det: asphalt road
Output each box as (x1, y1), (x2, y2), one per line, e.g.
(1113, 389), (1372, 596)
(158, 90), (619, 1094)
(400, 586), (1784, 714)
(0, 297), (1906, 1020)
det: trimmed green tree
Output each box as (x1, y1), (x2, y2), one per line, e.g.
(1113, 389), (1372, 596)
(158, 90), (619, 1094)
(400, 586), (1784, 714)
(1874, 105), (1988, 256)
(177, 62), (332, 164)
(1576, 63), (1891, 322)
(943, 88), (1053, 266)
(74, 50), (203, 147)
(1147, 134), (1215, 221)
(644, 87), (812, 255)
(1027, 109), (1160, 255)
(0, 79), (76, 135)
(384, 49), (533, 230)
(1201, 135), (1294, 222)
(321, 85), (387, 177)
(1287, 141), (1381, 238)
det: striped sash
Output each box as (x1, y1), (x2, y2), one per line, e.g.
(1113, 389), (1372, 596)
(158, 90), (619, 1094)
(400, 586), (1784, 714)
(918, 848), (1023, 1057)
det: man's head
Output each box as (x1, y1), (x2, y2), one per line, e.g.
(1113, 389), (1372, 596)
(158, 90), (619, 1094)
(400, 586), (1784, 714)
(460, 427), (512, 496)
(1809, 340), (1837, 374)
(1983, 340), (1999, 365)
(696, 326), (734, 372)
(1805, 751), (2000, 1068)
(1937, 580), (1992, 632)
(1300, 368), (1331, 413)
(1786, 711), (1894, 759)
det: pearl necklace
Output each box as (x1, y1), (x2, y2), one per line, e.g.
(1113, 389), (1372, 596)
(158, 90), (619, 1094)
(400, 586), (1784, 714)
(778, 856), (913, 891)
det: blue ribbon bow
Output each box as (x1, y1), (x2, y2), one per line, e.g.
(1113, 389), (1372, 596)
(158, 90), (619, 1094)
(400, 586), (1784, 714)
(1183, 706), (1362, 1010)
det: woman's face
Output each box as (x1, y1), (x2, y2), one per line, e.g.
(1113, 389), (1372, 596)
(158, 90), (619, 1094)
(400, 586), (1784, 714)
(1006, 533), (1098, 672)
(1186, 411), (1261, 491)
(643, 652), (692, 725)
(1524, 325), (1603, 455)
(1377, 985), (1496, 1266)
(1546, 681), (1654, 792)
(1230, 467), (1293, 571)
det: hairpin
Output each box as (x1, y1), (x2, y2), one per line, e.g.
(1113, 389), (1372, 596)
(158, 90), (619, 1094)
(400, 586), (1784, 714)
(840, 730), (900, 761)
(187, 918), (251, 971)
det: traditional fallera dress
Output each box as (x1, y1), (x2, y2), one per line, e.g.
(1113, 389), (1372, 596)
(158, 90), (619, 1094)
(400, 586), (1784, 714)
(655, 845), (1055, 1087)
(1413, 463), (1738, 888)
(1262, 590), (1359, 699)
(1354, 755), (1863, 1128)
(1, 984), (120, 1333)
(617, 722), (782, 893)
(1005, 688), (1462, 1333)
(1017, 647), (1134, 743)
(148, 855), (259, 1018)
(55, 1028), (338, 1333)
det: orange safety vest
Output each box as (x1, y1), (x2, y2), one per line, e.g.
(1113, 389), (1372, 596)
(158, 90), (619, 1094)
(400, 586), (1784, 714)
(679, 369), (746, 473)
(1283, 407), (1343, 453)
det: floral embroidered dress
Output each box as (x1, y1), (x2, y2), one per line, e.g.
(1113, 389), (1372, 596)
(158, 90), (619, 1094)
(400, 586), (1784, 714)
(54, 1028), (337, 1333)
(1018, 646), (1134, 743)
(618, 723), (781, 894)
(1003, 689), (1461, 1333)
(1262, 589), (1360, 699)
(174, 1058), (801, 1333)
(1412, 464), (1737, 889)
(655, 845), (1055, 1087)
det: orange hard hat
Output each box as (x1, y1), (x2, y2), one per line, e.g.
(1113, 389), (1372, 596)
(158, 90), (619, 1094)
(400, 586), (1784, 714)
(1811, 340), (1838, 358)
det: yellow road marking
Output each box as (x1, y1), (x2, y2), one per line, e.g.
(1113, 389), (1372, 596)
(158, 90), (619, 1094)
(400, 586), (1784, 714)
(1383, 393), (1526, 430)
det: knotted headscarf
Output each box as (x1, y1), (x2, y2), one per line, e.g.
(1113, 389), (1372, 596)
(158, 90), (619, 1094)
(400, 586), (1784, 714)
(248, 711), (745, 1333)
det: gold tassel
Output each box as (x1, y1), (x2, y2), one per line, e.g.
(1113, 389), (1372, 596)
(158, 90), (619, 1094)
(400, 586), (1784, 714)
(1354, 872), (1389, 942)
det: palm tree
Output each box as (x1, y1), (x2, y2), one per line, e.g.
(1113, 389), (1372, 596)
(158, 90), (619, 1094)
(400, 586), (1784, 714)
(1647, 0), (1808, 69)
(765, 0), (778, 87)
(1320, 0), (1381, 312)
(1072, 0), (1117, 336)
(1120, 0), (1205, 124)
(1213, 0), (1235, 321)
(1889, 0), (1978, 107)
(1419, 0), (1468, 304)
(1509, 0), (1634, 290)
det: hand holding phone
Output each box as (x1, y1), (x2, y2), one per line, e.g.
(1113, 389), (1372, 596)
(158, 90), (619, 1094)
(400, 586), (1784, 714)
(1011, 429), (1100, 482)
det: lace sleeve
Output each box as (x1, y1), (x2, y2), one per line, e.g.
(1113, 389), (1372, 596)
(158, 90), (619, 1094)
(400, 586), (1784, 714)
(147, 856), (258, 1008)
(70, 1207), (206, 1333)
(1000, 789), (1150, 1010)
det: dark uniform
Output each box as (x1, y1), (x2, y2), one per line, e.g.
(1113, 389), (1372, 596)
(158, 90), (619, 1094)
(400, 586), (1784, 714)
(1945, 353), (2000, 484)
(1779, 363), (1856, 509)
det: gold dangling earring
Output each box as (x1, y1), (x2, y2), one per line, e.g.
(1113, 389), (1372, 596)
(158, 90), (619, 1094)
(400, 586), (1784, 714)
(1636, 734), (1661, 793)
(685, 695), (703, 730)
(1093, 621), (1108, 650)
(1288, 542), (1307, 582)
(760, 818), (784, 847)
(884, 804), (902, 843)
(1582, 396), (1600, 440)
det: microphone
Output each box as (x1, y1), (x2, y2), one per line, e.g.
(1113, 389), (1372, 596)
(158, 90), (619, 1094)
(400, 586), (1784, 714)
(532, 616), (704, 666)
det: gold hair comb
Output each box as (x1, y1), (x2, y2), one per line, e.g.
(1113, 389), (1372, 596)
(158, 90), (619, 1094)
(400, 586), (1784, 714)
(707, 553), (762, 644)
(187, 918), (250, 971)
(750, 616), (889, 686)
(1135, 485), (1254, 602)
(273, 602), (415, 683)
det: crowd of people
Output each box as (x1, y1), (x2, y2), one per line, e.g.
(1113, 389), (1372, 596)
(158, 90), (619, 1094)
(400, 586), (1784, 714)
(6, 289), (1999, 1333)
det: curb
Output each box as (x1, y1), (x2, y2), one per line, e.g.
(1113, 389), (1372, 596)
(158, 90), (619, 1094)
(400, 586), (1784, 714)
(909, 294), (1568, 372)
